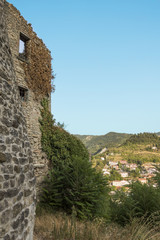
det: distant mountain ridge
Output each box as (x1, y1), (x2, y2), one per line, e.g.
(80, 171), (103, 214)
(75, 132), (160, 154)
(75, 132), (132, 154)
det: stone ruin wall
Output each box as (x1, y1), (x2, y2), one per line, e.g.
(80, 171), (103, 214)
(4, 1), (52, 188)
(0, 0), (36, 239)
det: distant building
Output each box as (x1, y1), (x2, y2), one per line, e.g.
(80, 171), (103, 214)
(120, 172), (129, 178)
(113, 165), (119, 170)
(109, 161), (118, 166)
(138, 178), (148, 184)
(102, 169), (110, 175)
(119, 160), (127, 164)
(126, 164), (137, 170)
(111, 180), (129, 187)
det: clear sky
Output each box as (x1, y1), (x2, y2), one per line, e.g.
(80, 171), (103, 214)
(8, 0), (160, 135)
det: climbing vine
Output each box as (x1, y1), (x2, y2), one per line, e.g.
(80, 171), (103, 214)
(23, 28), (55, 100)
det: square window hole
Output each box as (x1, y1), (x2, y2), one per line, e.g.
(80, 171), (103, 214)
(19, 33), (29, 60)
(19, 86), (28, 101)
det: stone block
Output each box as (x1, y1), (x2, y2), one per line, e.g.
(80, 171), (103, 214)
(0, 152), (6, 163)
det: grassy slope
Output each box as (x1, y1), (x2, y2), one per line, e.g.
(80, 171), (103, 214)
(75, 132), (132, 154)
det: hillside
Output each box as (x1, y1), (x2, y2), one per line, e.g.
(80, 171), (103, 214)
(123, 132), (160, 146)
(92, 132), (160, 173)
(75, 132), (132, 154)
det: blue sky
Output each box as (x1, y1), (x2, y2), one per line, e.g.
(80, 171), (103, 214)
(8, 0), (160, 135)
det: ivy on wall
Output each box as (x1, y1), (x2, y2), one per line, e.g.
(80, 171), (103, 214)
(23, 30), (55, 100)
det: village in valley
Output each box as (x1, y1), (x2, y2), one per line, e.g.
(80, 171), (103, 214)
(102, 157), (157, 190)
(90, 133), (160, 193)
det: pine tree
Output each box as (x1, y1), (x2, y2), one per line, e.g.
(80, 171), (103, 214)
(39, 99), (110, 220)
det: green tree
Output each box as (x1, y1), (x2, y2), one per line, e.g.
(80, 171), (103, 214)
(56, 121), (66, 129)
(130, 168), (140, 178)
(110, 181), (160, 226)
(154, 165), (160, 188)
(39, 99), (110, 220)
(109, 169), (122, 181)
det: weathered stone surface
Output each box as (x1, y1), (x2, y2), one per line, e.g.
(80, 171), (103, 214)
(1, 209), (11, 224)
(0, 0), (53, 238)
(13, 203), (22, 218)
(0, 190), (5, 201)
(0, 200), (8, 212)
(4, 175), (9, 180)
(0, 1), (36, 239)
(17, 192), (23, 201)
(0, 125), (9, 135)
(3, 181), (9, 188)
(12, 145), (20, 153)
(18, 173), (25, 185)
(4, 0), (50, 192)
(0, 152), (6, 162)
(5, 188), (19, 198)
(4, 235), (10, 240)
(24, 189), (32, 197)
(12, 217), (20, 229)
(0, 175), (3, 182)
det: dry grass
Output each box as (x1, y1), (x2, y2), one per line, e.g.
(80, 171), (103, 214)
(129, 212), (160, 240)
(34, 212), (160, 240)
(34, 212), (108, 240)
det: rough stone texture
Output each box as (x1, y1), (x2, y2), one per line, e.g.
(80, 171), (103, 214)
(4, 1), (51, 189)
(0, 0), (36, 239)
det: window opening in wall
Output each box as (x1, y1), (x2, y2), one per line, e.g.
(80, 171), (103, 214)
(19, 33), (29, 60)
(19, 86), (28, 101)
(19, 39), (25, 54)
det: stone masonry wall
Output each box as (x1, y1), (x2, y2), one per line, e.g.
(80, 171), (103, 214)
(0, 0), (36, 239)
(4, 1), (51, 188)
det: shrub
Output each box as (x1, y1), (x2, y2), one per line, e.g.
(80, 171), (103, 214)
(110, 182), (160, 226)
(39, 99), (110, 220)
(109, 169), (122, 181)
(154, 165), (160, 188)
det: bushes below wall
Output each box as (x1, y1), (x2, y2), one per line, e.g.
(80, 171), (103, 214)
(39, 99), (110, 220)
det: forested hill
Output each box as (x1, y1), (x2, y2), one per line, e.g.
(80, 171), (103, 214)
(122, 132), (160, 146)
(75, 132), (160, 154)
(75, 132), (132, 154)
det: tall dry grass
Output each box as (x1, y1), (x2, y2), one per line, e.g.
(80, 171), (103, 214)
(34, 212), (108, 240)
(34, 211), (160, 240)
(129, 212), (160, 240)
